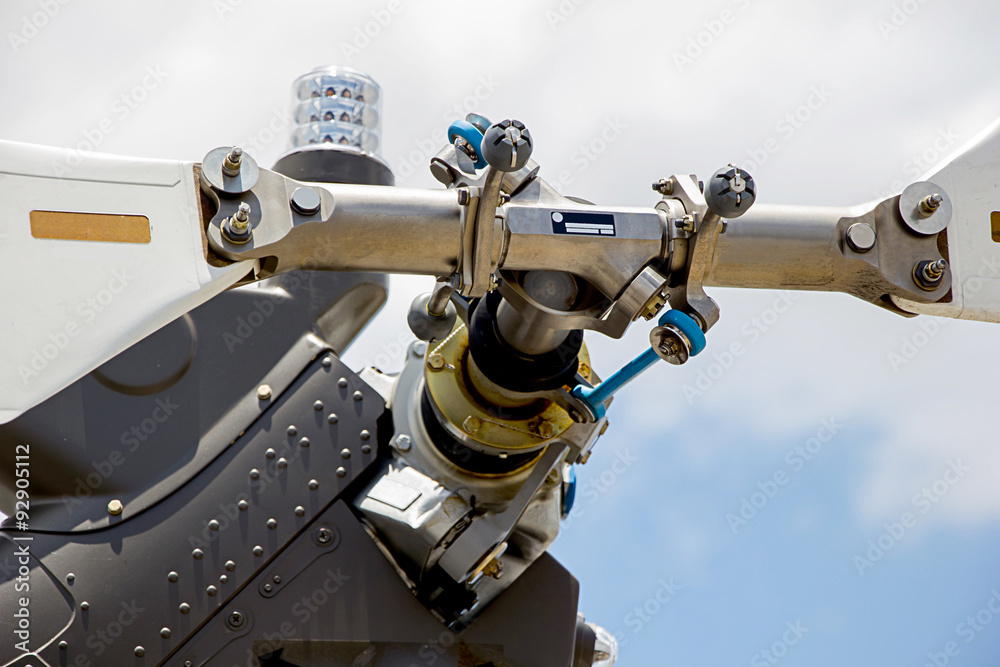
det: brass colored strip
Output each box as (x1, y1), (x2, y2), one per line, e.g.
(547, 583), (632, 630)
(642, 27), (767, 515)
(30, 210), (151, 244)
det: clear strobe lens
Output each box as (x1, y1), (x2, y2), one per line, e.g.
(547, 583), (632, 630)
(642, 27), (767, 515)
(289, 66), (381, 156)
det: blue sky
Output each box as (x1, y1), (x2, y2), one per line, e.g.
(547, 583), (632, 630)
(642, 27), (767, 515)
(4, 0), (1000, 664)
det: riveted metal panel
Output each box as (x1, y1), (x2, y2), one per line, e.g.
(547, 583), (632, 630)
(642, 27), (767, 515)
(0, 350), (384, 667)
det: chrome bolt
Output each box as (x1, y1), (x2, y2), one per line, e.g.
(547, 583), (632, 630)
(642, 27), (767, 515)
(914, 259), (948, 290)
(134, 646), (146, 657)
(395, 434), (412, 452)
(160, 627), (171, 638)
(223, 202), (253, 244)
(483, 558), (503, 580)
(920, 193), (944, 216)
(925, 258), (948, 278)
(107, 499), (123, 515)
(289, 186), (322, 215)
(222, 146), (243, 176)
(228, 611), (245, 628)
(846, 222), (877, 253)
(652, 179), (673, 195)
(674, 215), (695, 233)
(231, 202), (251, 230)
(256, 384), (271, 400)
(315, 527), (333, 544)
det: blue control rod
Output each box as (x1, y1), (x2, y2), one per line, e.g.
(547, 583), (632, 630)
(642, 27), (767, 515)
(571, 310), (706, 419)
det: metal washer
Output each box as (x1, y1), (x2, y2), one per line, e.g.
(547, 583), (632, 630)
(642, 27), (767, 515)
(898, 181), (952, 235)
(201, 146), (260, 196)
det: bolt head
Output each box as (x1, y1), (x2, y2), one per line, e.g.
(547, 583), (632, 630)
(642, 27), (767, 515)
(107, 499), (123, 515)
(257, 384), (272, 401)
(846, 222), (877, 253)
(463, 416), (482, 434)
(290, 186), (322, 215)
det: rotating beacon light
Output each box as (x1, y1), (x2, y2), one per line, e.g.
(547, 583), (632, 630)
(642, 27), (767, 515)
(273, 66), (394, 186)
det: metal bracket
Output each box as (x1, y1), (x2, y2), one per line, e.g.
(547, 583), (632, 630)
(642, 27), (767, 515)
(437, 443), (569, 584)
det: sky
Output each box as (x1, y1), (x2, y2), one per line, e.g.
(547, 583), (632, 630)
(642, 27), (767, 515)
(3, 1), (1000, 665)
